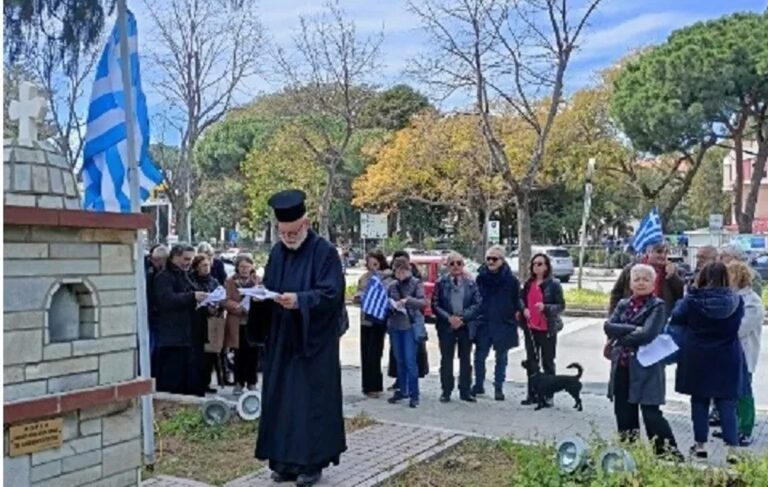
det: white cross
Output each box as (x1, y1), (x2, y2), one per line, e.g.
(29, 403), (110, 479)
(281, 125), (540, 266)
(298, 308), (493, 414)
(9, 81), (47, 147)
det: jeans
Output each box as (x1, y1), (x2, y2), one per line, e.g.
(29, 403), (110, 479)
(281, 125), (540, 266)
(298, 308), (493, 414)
(474, 336), (509, 391)
(438, 326), (472, 397)
(692, 396), (738, 445)
(738, 372), (755, 437)
(389, 328), (419, 401)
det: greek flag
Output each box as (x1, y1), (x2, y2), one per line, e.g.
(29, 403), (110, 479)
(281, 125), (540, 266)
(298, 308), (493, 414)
(633, 208), (663, 253)
(82, 11), (162, 212)
(361, 273), (389, 321)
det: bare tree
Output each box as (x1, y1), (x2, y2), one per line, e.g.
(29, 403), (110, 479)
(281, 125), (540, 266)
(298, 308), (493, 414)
(410, 0), (600, 278)
(143, 0), (264, 241)
(271, 0), (383, 238)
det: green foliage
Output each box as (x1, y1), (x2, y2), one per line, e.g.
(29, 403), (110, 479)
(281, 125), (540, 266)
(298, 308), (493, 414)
(156, 406), (255, 443)
(358, 84), (432, 131)
(191, 176), (246, 240)
(564, 288), (609, 309)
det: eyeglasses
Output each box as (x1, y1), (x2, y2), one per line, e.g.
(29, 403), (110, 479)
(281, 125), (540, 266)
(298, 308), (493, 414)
(486, 256), (500, 263)
(448, 261), (464, 266)
(278, 223), (305, 239)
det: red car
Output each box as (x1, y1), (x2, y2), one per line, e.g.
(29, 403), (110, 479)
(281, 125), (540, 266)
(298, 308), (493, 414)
(409, 255), (448, 320)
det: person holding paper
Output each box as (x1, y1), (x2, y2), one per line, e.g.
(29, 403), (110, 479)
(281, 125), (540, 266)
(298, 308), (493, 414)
(190, 255), (223, 396)
(224, 253), (260, 395)
(604, 264), (681, 459)
(254, 189), (346, 487)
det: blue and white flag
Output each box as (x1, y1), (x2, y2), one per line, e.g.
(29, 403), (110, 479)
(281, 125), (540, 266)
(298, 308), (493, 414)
(633, 208), (663, 253)
(82, 11), (162, 212)
(361, 273), (390, 321)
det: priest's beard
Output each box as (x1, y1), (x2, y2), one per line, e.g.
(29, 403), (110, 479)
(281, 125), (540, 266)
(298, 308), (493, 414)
(281, 227), (309, 250)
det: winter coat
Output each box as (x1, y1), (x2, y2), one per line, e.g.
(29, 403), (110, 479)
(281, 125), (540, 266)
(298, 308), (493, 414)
(432, 274), (483, 339)
(736, 287), (764, 374)
(153, 262), (197, 347)
(475, 263), (523, 350)
(671, 287), (745, 399)
(604, 296), (668, 406)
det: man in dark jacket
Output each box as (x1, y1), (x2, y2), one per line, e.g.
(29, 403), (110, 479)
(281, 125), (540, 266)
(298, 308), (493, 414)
(153, 244), (208, 394)
(145, 244), (169, 367)
(473, 245), (524, 401)
(609, 242), (684, 315)
(432, 251), (482, 403)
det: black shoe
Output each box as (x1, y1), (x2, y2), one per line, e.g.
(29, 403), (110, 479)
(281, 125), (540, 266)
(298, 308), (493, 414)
(689, 445), (708, 459)
(388, 392), (406, 404)
(712, 430), (723, 439)
(296, 471), (322, 486)
(521, 397), (535, 406)
(388, 381), (400, 391)
(270, 471), (297, 483)
(460, 395), (477, 403)
(495, 390), (505, 401)
(739, 435), (753, 447)
(708, 417), (721, 427)
(440, 394), (451, 403)
(409, 399), (419, 408)
(205, 387), (217, 394)
(471, 385), (485, 396)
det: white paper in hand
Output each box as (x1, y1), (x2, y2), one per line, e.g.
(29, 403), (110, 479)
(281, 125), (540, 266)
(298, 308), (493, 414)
(198, 286), (227, 309)
(637, 334), (679, 367)
(239, 287), (280, 301)
(389, 298), (407, 314)
(240, 295), (251, 312)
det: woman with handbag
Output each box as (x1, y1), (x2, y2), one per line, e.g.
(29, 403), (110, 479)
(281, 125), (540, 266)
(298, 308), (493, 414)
(224, 253), (261, 395)
(521, 253), (565, 406)
(354, 250), (391, 398)
(386, 256), (427, 408)
(604, 264), (682, 459)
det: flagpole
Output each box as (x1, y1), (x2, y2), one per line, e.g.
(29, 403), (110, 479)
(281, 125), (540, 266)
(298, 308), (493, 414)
(117, 0), (156, 465)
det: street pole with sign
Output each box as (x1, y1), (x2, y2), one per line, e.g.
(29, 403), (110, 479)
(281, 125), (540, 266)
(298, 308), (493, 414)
(577, 159), (596, 290)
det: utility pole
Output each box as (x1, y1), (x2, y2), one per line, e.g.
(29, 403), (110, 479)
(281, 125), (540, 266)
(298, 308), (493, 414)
(577, 158), (596, 290)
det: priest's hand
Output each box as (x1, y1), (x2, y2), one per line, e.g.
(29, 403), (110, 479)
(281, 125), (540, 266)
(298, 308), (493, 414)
(276, 293), (298, 309)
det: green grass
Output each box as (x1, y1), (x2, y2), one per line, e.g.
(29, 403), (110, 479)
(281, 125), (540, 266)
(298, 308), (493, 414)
(564, 288), (610, 310)
(388, 436), (768, 487)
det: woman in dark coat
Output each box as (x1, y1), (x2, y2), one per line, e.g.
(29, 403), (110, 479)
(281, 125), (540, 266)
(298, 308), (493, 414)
(190, 255), (222, 396)
(671, 262), (744, 460)
(605, 264), (680, 458)
(521, 253), (565, 406)
(473, 245), (523, 401)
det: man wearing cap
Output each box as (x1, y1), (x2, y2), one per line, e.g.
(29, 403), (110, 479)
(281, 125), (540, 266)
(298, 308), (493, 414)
(252, 189), (346, 486)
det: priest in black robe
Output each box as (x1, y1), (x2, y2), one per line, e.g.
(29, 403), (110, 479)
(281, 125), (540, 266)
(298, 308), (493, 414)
(252, 189), (347, 487)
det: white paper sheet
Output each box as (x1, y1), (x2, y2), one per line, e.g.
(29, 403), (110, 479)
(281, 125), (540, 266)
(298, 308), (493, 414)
(637, 334), (679, 367)
(389, 298), (407, 314)
(197, 286), (227, 309)
(239, 287), (280, 301)
(240, 295), (251, 312)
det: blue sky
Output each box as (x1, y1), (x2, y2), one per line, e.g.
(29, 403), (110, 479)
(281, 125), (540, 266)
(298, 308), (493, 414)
(126, 0), (767, 144)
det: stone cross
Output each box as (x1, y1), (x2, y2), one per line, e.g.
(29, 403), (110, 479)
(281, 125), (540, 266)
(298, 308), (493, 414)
(8, 81), (47, 147)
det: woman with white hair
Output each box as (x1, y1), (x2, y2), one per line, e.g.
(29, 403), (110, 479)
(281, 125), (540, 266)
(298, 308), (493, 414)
(604, 264), (681, 459)
(720, 244), (762, 294)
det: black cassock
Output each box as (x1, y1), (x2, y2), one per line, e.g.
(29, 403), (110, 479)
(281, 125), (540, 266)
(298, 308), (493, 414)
(250, 230), (347, 474)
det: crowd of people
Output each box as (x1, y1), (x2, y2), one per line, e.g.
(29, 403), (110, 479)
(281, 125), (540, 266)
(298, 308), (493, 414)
(603, 241), (763, 463)
(143, 242), (265, 397)
(354, 245), (566, 408)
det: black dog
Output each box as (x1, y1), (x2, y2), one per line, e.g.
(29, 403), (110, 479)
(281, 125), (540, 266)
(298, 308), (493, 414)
(521, 359), (584, 412)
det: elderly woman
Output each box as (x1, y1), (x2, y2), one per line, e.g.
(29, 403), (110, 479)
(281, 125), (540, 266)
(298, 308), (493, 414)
(197, 241), (228, 286)
(605, 264), (681, 458)
(224, 253), (260, 394)
(432, 251), (482, 403)
(473, 245), (523, 401)
(670, 262), (744, 460)
(725, 261), (764, 446)
(387, 256), (427, 408)
(190, 255), (222, 396)
(521, 253), (565, 406)
(720, 244), (763, 294)
(354, 249), (391, 398)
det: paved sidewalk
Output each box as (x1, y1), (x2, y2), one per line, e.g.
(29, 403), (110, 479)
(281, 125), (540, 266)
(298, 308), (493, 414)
(341, 367), (768, 467)
(142, 423), (463, 487)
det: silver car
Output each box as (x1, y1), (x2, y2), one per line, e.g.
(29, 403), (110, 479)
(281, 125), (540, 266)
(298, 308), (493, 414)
(506, 246), (575, 283)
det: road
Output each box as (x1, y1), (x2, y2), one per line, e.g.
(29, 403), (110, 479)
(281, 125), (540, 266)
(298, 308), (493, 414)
(340, 305), (768, 409)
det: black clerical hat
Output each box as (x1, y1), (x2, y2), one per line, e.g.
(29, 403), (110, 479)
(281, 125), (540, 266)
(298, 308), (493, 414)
(267, 189), (307, 223)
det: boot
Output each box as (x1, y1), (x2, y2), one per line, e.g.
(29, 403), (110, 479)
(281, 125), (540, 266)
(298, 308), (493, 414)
(213, 352), (225, 387)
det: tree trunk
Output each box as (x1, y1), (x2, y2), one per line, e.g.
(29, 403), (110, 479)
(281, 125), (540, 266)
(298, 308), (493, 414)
(742, 136), (768, 234)
(317, 164), (335, 240)
(733, 132), (747, 232)
(175, 204), (190, 242)
(516, 189), (532, 281)
(659, 146), (712, 230)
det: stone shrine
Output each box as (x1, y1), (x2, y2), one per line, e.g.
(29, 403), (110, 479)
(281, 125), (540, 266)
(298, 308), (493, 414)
(4, 82), (153, 486)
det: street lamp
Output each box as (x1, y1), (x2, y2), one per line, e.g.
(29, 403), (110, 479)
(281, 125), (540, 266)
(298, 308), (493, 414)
(577, 158), (596, 290)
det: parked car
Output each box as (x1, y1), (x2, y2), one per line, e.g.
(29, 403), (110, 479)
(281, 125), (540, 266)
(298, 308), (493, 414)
(751, 254), (768, 281)
(506, 246), (575, 282)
